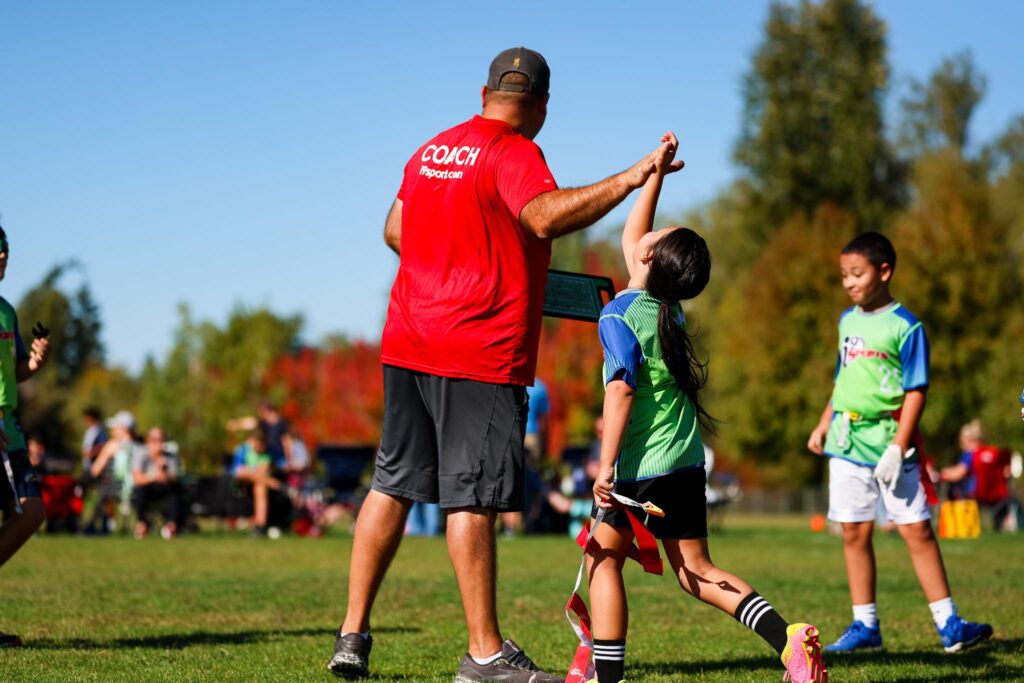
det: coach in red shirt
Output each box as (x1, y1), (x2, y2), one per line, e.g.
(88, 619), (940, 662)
(329, 47), (682, 682)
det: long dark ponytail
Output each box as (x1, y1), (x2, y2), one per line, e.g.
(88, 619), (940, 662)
(645, 228), (715, 432)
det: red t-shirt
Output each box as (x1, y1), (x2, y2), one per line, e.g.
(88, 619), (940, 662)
(971, 445), (1011, 504)
(381, 116), (557, 385)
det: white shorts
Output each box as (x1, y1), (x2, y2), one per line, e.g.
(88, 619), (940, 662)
(827, 456), (931, 525)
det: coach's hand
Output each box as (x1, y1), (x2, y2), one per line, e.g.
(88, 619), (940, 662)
(593, 466), (615, 509)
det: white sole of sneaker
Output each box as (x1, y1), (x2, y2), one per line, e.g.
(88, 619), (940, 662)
(944, 634), (989, 653)
(328, 654), (369, 678)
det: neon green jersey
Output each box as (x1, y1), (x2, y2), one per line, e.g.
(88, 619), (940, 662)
(830, 302), (930, 418)
(824, 302), (929, 466)
(598, 289), (705, 482)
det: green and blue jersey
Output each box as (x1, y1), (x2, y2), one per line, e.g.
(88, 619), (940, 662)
(598, 289), (705, 482)
(824, 301), (929, 466)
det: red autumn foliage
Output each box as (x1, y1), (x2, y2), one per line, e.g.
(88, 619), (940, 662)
(267, 342), (385, 452)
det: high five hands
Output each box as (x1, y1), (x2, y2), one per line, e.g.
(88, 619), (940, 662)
(628, 130), (685, 188)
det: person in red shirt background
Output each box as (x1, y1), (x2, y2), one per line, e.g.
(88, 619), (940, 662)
(327, 46), (683, 682)
(940, 419), (1019, 532)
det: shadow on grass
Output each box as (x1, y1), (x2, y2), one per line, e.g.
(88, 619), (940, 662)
(629, 653), (772, 678)
(628, 637), (1022, 680)
(28, 625), (420, 650)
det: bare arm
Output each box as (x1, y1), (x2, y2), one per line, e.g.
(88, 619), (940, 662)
(225, 416), (257, 432)
(520, 140), (683, 241)
(384, 198), (403, 255)
(593, 378), (635, 506)
(546, 489), (572, 515)
(939, 462), (969, 483)
(90, 439), (119, 478)
(892, 388), (927, 451)
(807, 401), (833, 455)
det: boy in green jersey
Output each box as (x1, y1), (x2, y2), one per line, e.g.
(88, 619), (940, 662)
(0, 225), (51, 647)
(808, 232), (992, 653)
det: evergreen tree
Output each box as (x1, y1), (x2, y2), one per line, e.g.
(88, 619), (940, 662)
(899, 52), (986, 159)
(736, 0), (903, 233)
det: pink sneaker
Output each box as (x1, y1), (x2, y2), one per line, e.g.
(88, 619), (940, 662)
(781, 623), (827, 683)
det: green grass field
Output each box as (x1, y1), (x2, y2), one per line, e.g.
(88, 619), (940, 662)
(0, 518), (1021, 682)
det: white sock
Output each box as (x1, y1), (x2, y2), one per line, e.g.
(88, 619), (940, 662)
(929, 597), (956, 629)
(471, 650), (502, 666)
(340, 629), (371, 641)
(852, 603), (878, 629)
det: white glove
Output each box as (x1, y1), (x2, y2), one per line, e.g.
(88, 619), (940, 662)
(873, 444), (904, 492)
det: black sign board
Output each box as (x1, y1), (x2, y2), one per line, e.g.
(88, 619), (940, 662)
(542, 269), (615, 322)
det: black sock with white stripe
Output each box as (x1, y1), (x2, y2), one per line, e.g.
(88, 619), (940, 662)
(593, 638), (625, 683)
(734, 592), (789, 654)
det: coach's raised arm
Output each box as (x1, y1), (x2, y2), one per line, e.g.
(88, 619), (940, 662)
(518, 140), (683, 241)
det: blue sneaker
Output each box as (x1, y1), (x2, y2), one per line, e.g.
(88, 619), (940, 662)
(937, 614), (993, 653)
(824, 620), (882, 652)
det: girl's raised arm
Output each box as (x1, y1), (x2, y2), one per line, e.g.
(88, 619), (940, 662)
(621, 132), (681, 277)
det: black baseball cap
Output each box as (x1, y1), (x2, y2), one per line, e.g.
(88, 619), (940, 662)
(487, 46), (550, 95)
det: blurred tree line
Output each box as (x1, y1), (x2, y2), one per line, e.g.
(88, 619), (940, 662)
(688, 0), (1024, 484)
(13, 0), (1024, 484)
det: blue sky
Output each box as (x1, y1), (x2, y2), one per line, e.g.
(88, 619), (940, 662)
(2, 1), (1021, 371)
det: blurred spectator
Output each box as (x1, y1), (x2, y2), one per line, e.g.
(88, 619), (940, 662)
(87, 410), (141, 534)
(27, 434), (74, 476)
(26, 435), (43, 471)
(230, 425), (283, 537)
(941, 419), (1019, 531)
(130, 428), (182, 539)
(524, 378), (550, 464)
(79, 407), (109, 534)
(227, 401), (297, 475)
(28, 434), (82, 534)
(588, 415), (604, 463)
(547, 451), (600, 539)
(500, 377), (550, 535)
(406, 501), (440, 537)
(81, 407), (108, 474)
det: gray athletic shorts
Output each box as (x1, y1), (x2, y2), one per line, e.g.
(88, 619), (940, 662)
(371, 365), (528, 511)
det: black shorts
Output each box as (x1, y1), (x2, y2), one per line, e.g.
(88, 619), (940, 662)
(0, 450), (42, 510)
(594, 466), (708, 539)
(371, 365), (528, 511)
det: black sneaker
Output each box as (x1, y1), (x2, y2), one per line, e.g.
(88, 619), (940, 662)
(0, 633), (23, 648)
(454, 639), (563, 683)
(328, 631), (372, 678)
